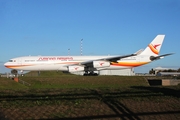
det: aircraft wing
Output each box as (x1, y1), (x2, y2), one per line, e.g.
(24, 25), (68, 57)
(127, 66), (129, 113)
(150, 53), (174, 61)
(64, 53), (137, 67)
(102, 54), (137, 62)
(80, 53), (137, 66)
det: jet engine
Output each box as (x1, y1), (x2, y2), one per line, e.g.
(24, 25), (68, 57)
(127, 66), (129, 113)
(11, 69), (18, 75)
(93, 61), (110, 68)
(68, 65), (84, 72)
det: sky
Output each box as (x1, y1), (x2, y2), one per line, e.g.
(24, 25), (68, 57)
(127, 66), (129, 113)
(0, 0), (180, 73)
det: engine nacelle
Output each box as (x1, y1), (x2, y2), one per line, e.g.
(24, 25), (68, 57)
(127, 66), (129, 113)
(11, 69), (18, 75)
(93, 61), (110, 68)
(68, 65), (84, 72)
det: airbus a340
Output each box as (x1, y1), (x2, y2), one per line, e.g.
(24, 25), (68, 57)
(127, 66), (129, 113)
(4, 35), (173, 76)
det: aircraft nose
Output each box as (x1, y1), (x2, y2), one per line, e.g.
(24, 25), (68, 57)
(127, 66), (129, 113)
(4, 62), (9, 68)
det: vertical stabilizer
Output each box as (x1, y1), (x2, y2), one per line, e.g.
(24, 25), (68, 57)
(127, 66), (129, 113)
(140, 35), (165, 56)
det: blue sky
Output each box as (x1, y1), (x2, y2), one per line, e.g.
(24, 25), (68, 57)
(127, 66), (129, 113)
(0, 0), (180, 73)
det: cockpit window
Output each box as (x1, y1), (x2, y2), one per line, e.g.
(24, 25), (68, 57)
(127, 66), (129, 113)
(9, 60), (13, 62)
(9, 60), (16, 62)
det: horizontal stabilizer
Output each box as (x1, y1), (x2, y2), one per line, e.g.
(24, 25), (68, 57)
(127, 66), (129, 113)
(150, 53), (174, 61)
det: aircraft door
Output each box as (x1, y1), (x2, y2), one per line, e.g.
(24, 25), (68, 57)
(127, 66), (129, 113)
(17, 59), (22, 65)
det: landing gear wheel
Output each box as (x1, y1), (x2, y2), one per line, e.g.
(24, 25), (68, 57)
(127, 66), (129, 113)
(83, 71), (98, 76)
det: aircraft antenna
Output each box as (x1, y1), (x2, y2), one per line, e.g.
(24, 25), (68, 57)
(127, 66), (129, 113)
(81, 39), (83, 56)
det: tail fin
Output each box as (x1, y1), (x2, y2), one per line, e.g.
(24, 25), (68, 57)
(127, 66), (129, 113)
(140, 35), (165, 56)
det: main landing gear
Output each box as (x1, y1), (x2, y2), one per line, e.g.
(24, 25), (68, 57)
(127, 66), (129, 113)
(83, 71), (98, 76)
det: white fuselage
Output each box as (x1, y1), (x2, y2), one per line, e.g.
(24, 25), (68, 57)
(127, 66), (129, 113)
(4, 55), (150, 71)
(4, 35), (172, 74)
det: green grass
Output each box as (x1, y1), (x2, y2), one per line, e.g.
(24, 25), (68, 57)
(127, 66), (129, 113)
(0, 70), (159, 90)
(16, 75), (148, 89)
(0, 77), (28, 89)
(24, 71), (73, 77)
(0, 72), (180, 119)
(1, 71), (179, 90)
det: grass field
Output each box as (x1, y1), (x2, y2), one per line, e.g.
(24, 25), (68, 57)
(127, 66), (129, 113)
(0, 72), (180, 119)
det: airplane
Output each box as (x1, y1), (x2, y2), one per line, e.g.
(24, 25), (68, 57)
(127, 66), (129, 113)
(4, 35), (173, 76)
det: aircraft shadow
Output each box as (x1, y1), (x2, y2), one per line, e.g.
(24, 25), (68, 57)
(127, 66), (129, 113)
(131, 86), (180, 98)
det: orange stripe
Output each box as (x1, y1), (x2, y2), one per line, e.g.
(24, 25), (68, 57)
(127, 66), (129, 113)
(5, 62), (79, 69)
(111, 62), (149, 67)
(5, 65), (33, 69)
(148, 44), (159, 55)
(5, 62), (149, 69)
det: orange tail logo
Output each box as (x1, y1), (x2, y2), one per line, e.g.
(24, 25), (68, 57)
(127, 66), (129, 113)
(148, 44), (161, 55)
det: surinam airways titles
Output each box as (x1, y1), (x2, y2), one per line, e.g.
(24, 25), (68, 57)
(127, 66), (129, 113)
(38, 57), (73, 61)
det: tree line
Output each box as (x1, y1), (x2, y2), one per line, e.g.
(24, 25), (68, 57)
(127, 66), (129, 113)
(149, 68), (180, 74)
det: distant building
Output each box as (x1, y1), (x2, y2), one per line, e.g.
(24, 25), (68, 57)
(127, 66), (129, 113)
(0, 73), (15, 78)
(153, 67), (177, 75)
(72, 68), (135, 76)
(157, 72), (180, 77)
(99, 69), (135, 76)
(154, 66), (176, 71)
